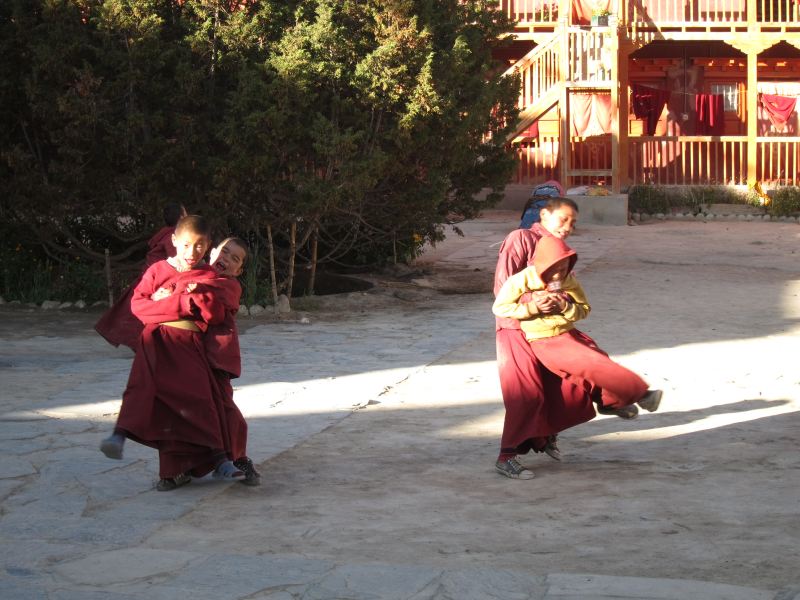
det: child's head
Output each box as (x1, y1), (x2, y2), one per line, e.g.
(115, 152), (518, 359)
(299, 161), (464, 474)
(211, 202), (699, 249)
(172, 215), (211, 270)
(163, 202), (188, 227)
(533, 235), (577, 287)
(539, 197), (578, 240)
(210, 237), (248, 277)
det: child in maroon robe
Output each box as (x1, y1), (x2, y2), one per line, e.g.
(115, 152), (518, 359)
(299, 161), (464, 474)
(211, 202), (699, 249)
(493, 236), (663, 479)
(155, 237), (260, 486)
(494, 197), (597, 480)
(94, 201), (187, 350)
(99, 215), (246, 491)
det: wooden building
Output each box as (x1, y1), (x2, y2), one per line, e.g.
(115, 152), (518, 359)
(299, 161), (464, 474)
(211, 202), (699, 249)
(499, 0), (800, 192)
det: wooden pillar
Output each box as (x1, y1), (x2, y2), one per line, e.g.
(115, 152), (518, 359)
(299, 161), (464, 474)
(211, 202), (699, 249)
(559, 15), (570, 188)
(612, 45), (632, 194)
(746, 49), (758, 187)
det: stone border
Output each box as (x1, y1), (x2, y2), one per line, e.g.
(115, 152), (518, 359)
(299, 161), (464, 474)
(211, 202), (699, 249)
(631, 212), (800, 223)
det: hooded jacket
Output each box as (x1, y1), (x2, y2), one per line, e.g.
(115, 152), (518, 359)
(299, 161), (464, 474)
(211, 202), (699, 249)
(492, 236), (590, 340)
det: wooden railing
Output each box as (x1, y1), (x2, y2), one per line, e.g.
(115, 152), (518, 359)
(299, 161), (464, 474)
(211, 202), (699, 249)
(500, 0), (560, 27)
(757, 138), (800, 186)
(504, 34), (561, 114)
(498, 0), (800, 26)
(628, 137), (747, 185)
(514, 137), (560, 184)
(567, 28), (613, 84)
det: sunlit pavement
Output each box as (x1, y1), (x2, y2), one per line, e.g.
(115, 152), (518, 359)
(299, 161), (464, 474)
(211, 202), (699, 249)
(1, 213), (798, 599)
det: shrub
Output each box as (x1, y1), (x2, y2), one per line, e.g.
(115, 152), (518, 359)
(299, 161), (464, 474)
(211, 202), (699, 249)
(769, 187), (800, 216)
(628, 185), (760, 214)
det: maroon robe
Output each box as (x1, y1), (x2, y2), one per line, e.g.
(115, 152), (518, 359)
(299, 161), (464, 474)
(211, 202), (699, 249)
(494, 225), (595, 458)
(94, 226), (177, 350)
(198, 277), (248, 461)
(526, 236), (648, 410)
(115, 261), (237, 478)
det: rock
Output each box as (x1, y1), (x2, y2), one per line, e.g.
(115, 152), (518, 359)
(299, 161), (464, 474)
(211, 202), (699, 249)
(74, 300), (86, 309)
(654, 213), (665, 220)
(91, 300), (108, 308)
(41, 300), (61, 310)
(276, 294), (291, 314)
(248, 304), (265, 316)
(300, 317), (311, 324)
(58, 302), (73, 309)
(237, 305), (249, 317)
(0, 296), (5, 304)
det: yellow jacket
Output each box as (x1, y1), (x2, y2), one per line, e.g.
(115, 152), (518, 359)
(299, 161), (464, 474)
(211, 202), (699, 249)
(492, 266), (591, 340)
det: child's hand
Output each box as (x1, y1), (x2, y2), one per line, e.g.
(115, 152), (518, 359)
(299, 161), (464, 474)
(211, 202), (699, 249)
(532, 290), (559, 314)
(151, 286), (173, 301)
(185, 282), (197, 293)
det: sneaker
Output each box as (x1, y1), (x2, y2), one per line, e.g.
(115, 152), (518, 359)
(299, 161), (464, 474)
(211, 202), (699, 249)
(212, 460), (245, 480)
(638, 389), (663, 412)
(156, 473), (191, 492)
(233, 457), (261, 486)
(495, 457), (535, 480)
(543, 436), (561, 461)
(100, 434), (125, 460)
(597, 404), (639, 419)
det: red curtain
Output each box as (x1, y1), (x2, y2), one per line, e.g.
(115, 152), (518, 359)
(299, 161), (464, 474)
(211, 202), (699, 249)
(759, 94), (797, 132)
(695, 94), (725, 135)
(631, 84), (672, 135)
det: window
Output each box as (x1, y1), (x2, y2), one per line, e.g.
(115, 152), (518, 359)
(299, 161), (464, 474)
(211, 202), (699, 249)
(710, 83), (739, 112)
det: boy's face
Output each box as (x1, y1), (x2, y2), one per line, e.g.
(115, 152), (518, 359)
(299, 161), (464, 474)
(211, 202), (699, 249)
(539, 206), (577, 239)
(210, 240), (245, 277)
(172, 230), (209, 269)
(542, 257), (570, 283)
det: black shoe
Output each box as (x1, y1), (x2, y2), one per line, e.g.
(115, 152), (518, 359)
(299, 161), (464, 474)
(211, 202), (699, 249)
(543, 436), (561, 461)
(233, 457), (261, 486)
(597, 404), (639, 419)
(156, 473), (191, 492)
(638, 389), (663, 412)
(495, 457), (535, 480)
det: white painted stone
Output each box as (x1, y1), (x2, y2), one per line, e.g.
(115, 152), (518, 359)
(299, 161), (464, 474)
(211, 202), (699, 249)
(237, 304), (249, 316)
(248, 304), (265, 316)
(276, 294), (291, 313)
(58, 302), (73, 309)
(41, 300), (61, 310)
(74, 300), (86, 309)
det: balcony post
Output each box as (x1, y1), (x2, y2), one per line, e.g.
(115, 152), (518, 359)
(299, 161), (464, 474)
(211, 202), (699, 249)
(746, 49), (757, 187)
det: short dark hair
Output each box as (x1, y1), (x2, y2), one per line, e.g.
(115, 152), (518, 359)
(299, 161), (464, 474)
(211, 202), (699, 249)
(217, 236), (249, 263)
(174, 214), (211, 237)
(543, 197), (579, 213)
(163, 202), (186, 227)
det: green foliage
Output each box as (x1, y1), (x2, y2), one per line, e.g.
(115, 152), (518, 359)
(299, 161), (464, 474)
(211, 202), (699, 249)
(628, 185), (760, 214)
(1, 0), (518, 301)
(769, 187), (800, 216)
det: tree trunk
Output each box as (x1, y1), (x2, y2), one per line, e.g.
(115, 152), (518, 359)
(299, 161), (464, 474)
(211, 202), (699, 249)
(266, 224), (279, 310)
(104, 248), (114, 304)
(308, 224), (319, 295)
(285, 220), (297, 298)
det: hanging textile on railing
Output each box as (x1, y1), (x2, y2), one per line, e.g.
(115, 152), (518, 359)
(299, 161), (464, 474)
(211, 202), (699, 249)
(572, 0), (612, 25)
(759, 94), (797, 132)
(571, 93), (612, 137)
(631, 84), (672, 135)
(695, 94), (725, 135)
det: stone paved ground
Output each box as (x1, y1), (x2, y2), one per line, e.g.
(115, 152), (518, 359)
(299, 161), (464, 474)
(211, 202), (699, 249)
(0, 213), (798, 599)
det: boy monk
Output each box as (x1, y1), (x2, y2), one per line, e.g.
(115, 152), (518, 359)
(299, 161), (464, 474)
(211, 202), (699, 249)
(153, 237), (260, 486)
(100, 215), (245, 490)
(493, 197), (596, 480)
(492, 235), (662, 478)
(95, 201), (187, 350)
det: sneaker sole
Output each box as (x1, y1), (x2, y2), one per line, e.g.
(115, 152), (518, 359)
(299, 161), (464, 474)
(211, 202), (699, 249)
(544, 448), (562, 461)
(639, 390), (663, 412)
(100, 439), (123, 460)
(495, 465), (535, 480)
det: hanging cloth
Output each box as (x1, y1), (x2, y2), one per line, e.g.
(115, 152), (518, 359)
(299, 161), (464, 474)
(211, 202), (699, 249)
(759, 94), (797, 132)
(631, 84), (672, 135)
(695, 93), (725, 135)
(571, 93), (612, 137)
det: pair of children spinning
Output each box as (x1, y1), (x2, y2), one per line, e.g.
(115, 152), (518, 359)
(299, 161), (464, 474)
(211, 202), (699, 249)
(493, 233), (662, 479)
(99, 215), (259, 491)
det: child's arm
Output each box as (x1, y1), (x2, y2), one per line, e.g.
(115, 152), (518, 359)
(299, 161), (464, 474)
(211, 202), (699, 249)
(492, 268), (546, 320)
(185, 278), (242, 326)
(131, 265), (211, 324)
